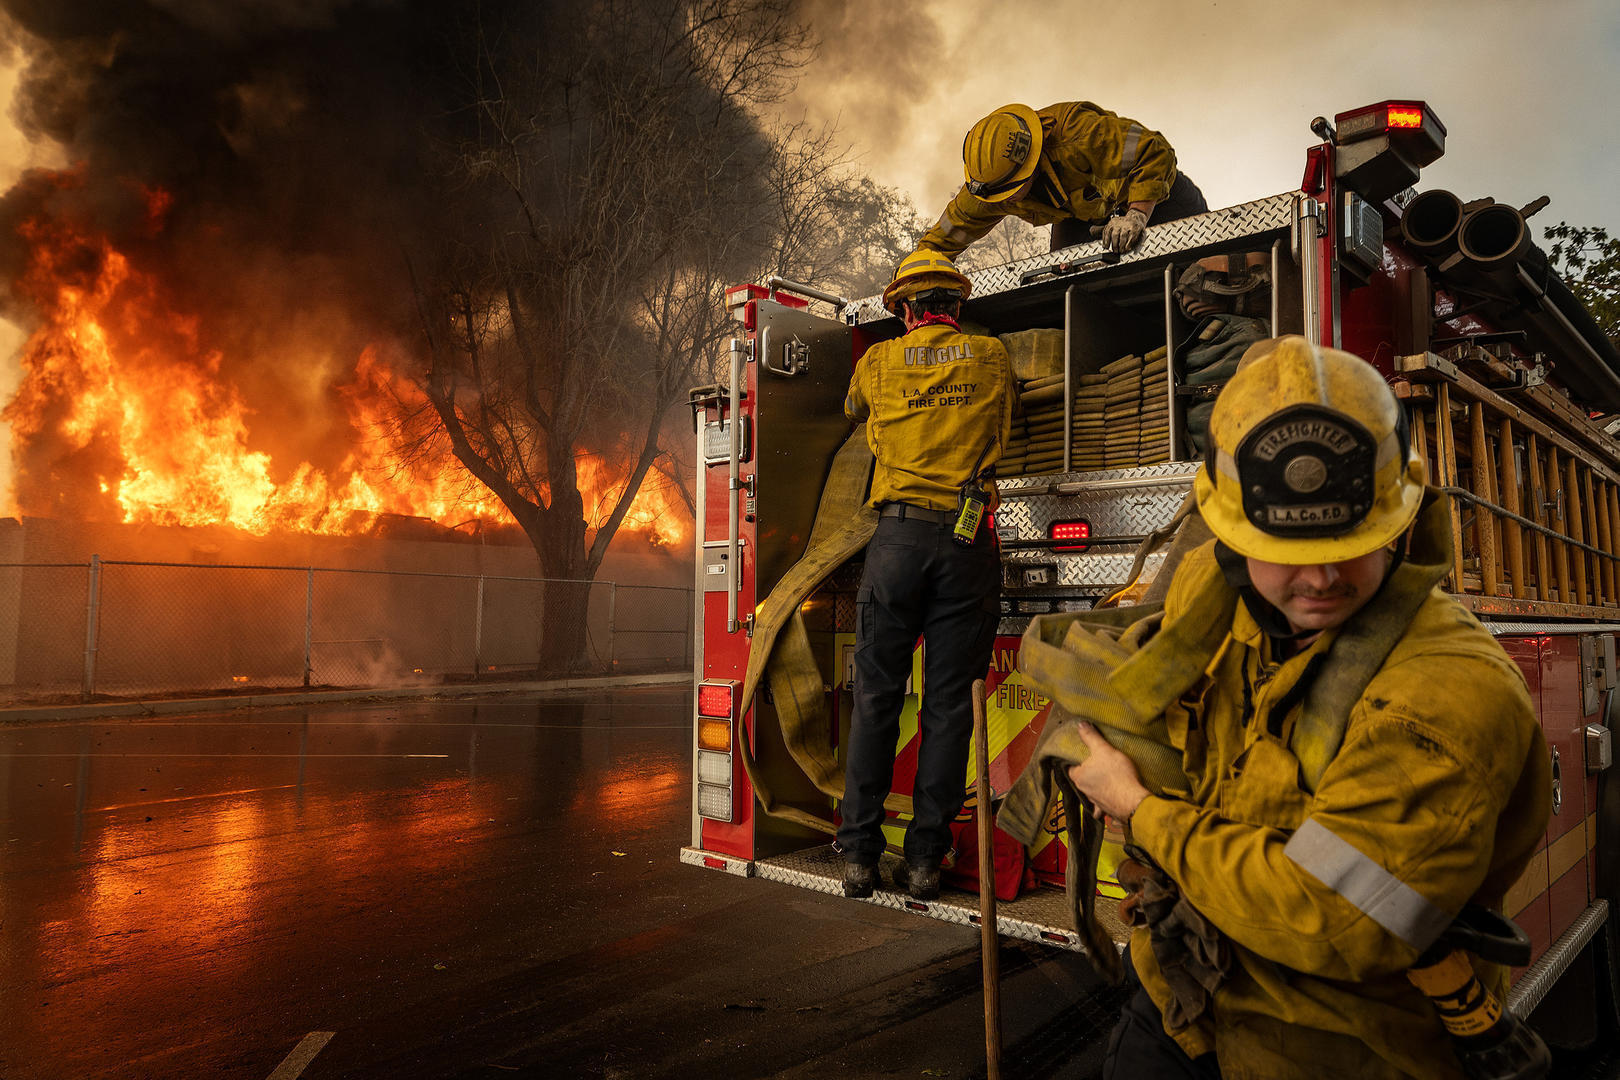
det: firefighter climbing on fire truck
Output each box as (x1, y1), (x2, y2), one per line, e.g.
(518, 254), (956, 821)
(836, 249), (1014, 901)
(919, 101), (1208, 257)
(1001, 337), (1554, 1077)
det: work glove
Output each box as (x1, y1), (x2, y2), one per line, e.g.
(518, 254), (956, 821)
(1117, 849), (1231, 1029)
(1093, 207), (1149, 253)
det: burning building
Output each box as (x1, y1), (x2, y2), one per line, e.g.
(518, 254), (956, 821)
(0, 1), (708, 696)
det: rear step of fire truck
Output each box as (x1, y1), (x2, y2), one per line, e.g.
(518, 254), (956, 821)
(681, 845), (1130, 953)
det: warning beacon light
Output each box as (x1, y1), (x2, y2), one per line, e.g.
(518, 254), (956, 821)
(1049, 520), (1092, 553)
(1327, 100), (1446, 202)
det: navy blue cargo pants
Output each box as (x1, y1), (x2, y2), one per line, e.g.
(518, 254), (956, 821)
(836, 505), (1000, 867)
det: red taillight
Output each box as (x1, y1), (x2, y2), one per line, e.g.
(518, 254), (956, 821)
(1049, 520), (1090, 552)
(698, 681), (735, 719)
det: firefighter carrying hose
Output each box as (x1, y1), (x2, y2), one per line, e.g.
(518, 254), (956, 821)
(1045, 338), (1552, 1077)
(836, 250), (1013, 902)
(919, 101), (1207, 258)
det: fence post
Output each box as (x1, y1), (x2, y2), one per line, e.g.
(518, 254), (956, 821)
(608, 581), (618, 669)
(82, 554), (101, 701)
(473, 575), (485, 679)
(303, 568), (314, 687)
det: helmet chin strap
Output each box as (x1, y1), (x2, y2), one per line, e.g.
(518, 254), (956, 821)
(1213, 542), (1312, 645)
(1212, 537), (1410, 653)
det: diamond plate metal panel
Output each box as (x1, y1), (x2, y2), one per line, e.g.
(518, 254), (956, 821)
(847, 193), (1300, 325)
(679, 846), (755, 878)
(749, 844), (1132, 954)
(995, 463), (1197, 591)
(1484, 622), (1620, 636)
(834, 593), (856, 632)
(1506, 900), (1607, 1018)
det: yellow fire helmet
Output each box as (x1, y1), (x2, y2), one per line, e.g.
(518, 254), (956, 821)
(962, 103), (1042, 203)
(1193, 336), (1426, 565)
(882, 248), (972, 315)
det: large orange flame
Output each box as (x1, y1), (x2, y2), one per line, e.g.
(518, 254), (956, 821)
(3, 177), (688, 546)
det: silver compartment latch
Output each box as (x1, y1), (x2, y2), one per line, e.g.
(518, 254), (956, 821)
(763, 335), (811, 377)
(1587, 724), (1613, 773)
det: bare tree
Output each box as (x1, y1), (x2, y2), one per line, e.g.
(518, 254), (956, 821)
(955, 215), (1050, 273)
(404, 0), (909, 671)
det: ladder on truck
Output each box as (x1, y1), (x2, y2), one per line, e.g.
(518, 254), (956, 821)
(1397, 342), (1620, 616)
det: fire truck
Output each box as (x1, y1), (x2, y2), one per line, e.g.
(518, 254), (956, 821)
(681, 100), (1619, 1044)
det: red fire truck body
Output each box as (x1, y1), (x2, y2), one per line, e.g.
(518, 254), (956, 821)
(682, 101), (1619, 1040)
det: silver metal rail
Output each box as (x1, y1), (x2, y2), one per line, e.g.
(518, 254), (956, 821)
(1295, 195), (1324, 346)
(727, 337), (744, 632)
(1063, 285), (1076, 473)
(1162, 264), (1179, 461)
(765, 276), (850, 311)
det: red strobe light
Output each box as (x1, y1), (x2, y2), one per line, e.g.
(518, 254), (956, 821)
(1386, 105), (1424, 129)
(1049, 520), (1091, 552)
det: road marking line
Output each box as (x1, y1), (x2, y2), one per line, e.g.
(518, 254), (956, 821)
(92, 784), (302, 813)
(267, 1031), (335, 1080)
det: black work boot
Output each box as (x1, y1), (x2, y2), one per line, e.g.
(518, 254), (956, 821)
(842, 862), (877, 898)
(894, 860), (941, 901)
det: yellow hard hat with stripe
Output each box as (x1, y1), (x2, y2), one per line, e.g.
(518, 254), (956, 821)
(882, 248), (972, 315)
(1194, 336), (1425, 564)
(963, 104), (1041, 203)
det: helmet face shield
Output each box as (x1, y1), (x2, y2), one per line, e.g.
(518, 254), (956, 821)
(1195, 337), (1425, 565)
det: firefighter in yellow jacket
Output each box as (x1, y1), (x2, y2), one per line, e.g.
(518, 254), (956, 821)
(837, 250), (1012, 901)
(1063, 338), (1551, 1078)
(920, 101), (1207, 258)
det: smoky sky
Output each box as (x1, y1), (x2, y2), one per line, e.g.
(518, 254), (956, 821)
(785, 0), (1620, 242)
(0, 0), (446, 334)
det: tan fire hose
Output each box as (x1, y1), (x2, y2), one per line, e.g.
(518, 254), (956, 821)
(973, 677), (1002, 1080)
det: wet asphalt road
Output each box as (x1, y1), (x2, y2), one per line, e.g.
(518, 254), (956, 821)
(0, 687), (1123, 1080)
(3, 687), (1616, 1080)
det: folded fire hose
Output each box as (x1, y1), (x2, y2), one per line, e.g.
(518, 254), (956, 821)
(732, 427), (891, 835)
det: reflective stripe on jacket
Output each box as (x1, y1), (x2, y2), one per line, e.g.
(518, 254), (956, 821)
(1128, 542), (1551, 1078)
(845, 324), (1012, 510)
(920, 101), (1179, 258)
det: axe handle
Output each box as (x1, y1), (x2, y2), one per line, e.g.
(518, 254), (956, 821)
(973, 677), (1002, 1080)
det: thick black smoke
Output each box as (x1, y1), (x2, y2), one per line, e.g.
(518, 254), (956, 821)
(0, 0), (467, 481)
(0, 1), (801, 510)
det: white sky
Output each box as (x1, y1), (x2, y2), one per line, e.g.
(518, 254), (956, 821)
(785, 0), (1620, 242)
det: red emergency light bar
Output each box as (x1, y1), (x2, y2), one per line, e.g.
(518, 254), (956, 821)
(1328, 100), (1446, 202)
(697, 681), (736, 719)
(1386, 105), (1424, 129)
(1049, 520), (1090, 552)
(1333, 101), (1445, 160)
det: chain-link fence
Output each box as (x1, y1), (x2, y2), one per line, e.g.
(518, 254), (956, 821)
(0, 558), (694, 705)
